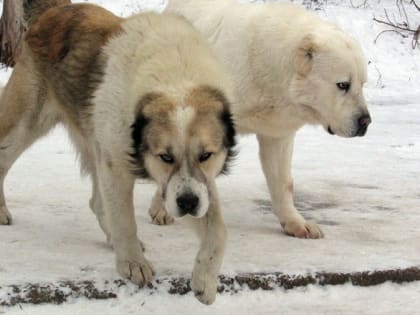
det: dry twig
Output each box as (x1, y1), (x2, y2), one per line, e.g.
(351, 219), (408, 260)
(373, 0), (420, 49)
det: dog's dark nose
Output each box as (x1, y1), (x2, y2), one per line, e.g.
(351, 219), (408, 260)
(356, 114), (371, 137)
(176, 193), (199, 216)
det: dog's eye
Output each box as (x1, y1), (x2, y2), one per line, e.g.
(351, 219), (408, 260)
(199, 152), (213, 163)
(159, 154), (175, 164)
(336, 82), (350, 92)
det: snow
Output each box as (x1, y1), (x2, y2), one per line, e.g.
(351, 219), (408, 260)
(0, 0), (419, 313)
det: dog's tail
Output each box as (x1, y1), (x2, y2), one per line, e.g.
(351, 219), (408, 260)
(24, 0), (71, 25)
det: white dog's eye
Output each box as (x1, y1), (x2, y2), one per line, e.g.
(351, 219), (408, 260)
(336, 82), (350, 92)
(199, 152), (213, 163)
(159, 154), (175, 164)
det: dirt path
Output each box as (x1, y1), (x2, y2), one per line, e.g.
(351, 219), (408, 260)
(2, 267), (420, 307)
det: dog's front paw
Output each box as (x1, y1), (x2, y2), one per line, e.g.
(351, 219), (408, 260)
(282, 219), (324, 239)
(0, 206), (12, 225)
(149, 206), (175, 226)
(116, 257), (154, 287)
(191, 269), (218, 305)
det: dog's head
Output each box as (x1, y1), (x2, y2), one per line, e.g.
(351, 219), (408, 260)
(131, 85), (236, 218)
(290, 31), (371, 138)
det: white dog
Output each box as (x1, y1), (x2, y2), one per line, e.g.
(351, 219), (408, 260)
(161, 0), (372, 238)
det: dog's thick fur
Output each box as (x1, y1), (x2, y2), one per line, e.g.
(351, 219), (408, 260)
(0, 2), (236, 305)
(164, 0), (372, 238)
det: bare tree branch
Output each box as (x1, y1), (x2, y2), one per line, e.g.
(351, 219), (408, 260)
(374, 29), (409, 44)
(374, 0), (420, 49)
(373, 16), (417, 33)
(349, 0), (369, 9)
(411, 0), (420, 12)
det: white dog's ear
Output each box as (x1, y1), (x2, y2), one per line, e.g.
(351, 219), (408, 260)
(295, 34), (318, 76)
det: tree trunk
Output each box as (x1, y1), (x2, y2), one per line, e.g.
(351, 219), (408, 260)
(0, 0), (27, 67)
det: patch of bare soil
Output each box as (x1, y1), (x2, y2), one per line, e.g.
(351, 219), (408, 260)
(1, 267), (419, 307)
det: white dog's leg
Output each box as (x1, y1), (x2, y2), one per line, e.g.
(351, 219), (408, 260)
(96, 159), (154, 286)
(189, 183), (226, 305)
(257, 134), (323, 238)
(149, 187), (174, 225)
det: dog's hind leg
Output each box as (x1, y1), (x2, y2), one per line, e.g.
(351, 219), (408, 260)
(0, 62), (60, 225)
(148, 187), (174, 225)
(189, 181), (226, 305)
(257, 134), (324, 239)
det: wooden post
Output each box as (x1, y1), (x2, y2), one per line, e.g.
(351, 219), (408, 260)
(0, 0), (27, 67)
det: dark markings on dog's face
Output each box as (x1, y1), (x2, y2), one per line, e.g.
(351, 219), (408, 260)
(187, 85), (237, 175)
(130, 113), (151, 178)
(130, 86), (237, 218)
(131, 118), (149, 176)
(130, 92), (176, 178)
(131, 87), (236, 178)
(25, 4), (123, 127)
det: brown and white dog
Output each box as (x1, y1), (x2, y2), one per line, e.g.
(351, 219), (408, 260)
(0, 1), (236, 304)
(164, 0), (372, 239)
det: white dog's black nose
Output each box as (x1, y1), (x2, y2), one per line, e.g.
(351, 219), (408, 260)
(356, 114), (371, 137)
(177, 193), (199, 216)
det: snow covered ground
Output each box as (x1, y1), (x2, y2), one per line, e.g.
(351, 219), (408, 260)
(0, 0), (419, 314)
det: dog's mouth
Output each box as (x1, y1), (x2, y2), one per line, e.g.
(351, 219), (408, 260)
(327, 126), (335, 136)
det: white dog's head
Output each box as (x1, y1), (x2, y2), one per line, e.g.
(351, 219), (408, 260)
(290, 31), (371, 137)
(131, 86), (236, 218)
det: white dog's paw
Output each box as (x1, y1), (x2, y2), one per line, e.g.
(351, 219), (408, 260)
(191, 270), (218, 305)
(116, 257), (154, 287)
(149, 206), (175, 226)
(282, 219), (324, 239)
(0, 206), (12, 225)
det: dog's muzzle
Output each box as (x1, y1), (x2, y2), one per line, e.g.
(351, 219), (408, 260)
(356, 114), (371, 137)
(327, 114), (371, 137)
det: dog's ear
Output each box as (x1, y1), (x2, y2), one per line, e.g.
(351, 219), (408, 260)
(130, 113), (149, 178)
(219, 108), (237, 175)
(130, 113), (150, 178)
(130, 92), (165, 178)
(220, 109), (236, 150)
(198, 86), (237, 175)
(295, 34), (319, 76)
